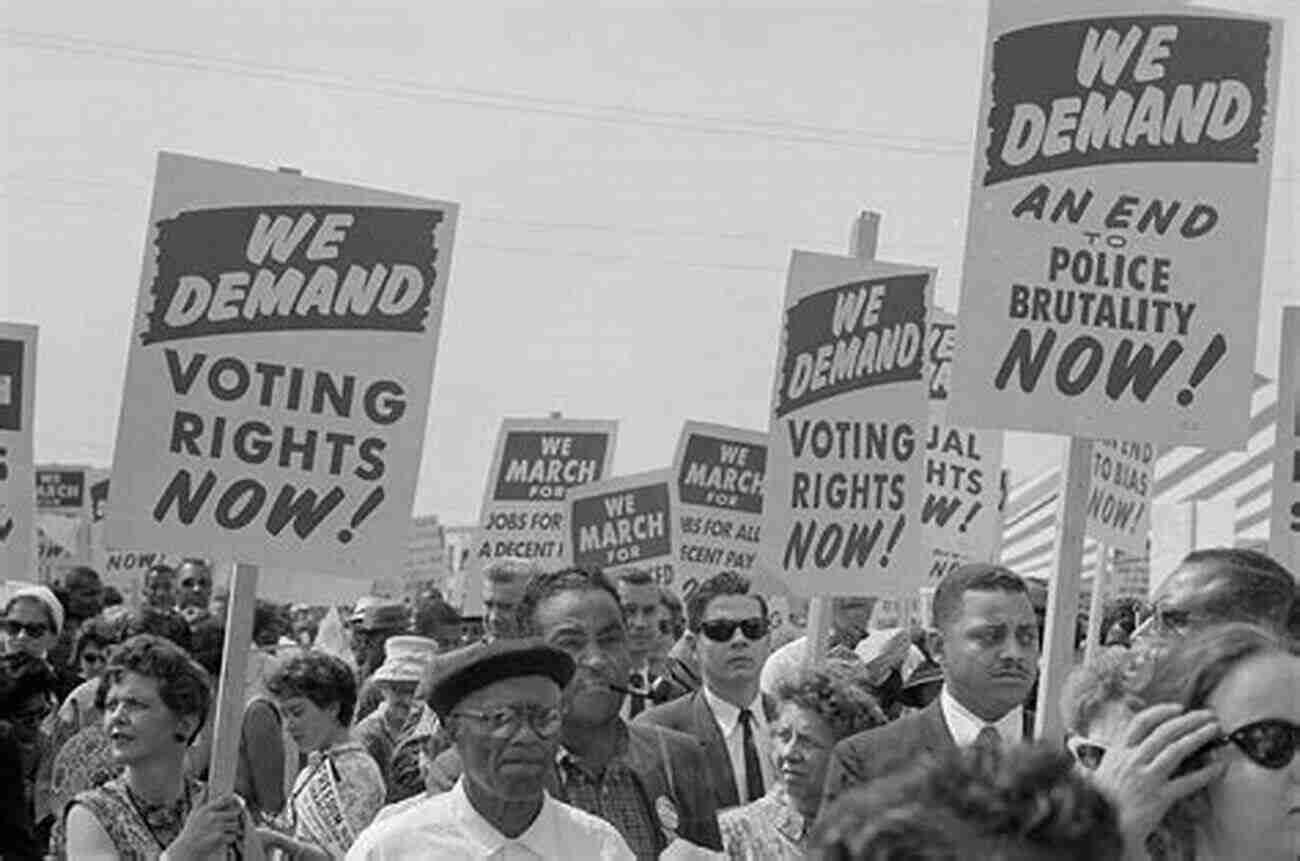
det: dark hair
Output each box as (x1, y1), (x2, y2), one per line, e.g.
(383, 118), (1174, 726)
(776, 665), (886, 742)
(685, 571), (768, 633)
(1128, 623), (1299, 858)
(0, 652), (57, 716)
(177, 557), (212, 575)
(65, 566), (102, 587)
(932, 565), (1029, 632)
(105, 635), (212, 743)
(618, 568), (655, 587)
(659, 588), (685, 640)
(811, 743), (1123, 861)
(73, 617), (121, 664)
(145, 563), (176, 582)
(1158, 547), (1295, 634)
(265, 650), (358, 726)
(515, 566), (622, 636)
(102, 586), (125, 608)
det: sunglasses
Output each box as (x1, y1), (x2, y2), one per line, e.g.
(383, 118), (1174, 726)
(1066, 736), (1107, 770)
(1212, 719), (1300, 771)
(700, 617), (769, 643)
(2, 620), (50, 639)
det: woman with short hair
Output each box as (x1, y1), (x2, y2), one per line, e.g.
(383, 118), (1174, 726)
(62, 634), (246, 859)
(258, 650), (383, 859)
(719, 664), (886, 859)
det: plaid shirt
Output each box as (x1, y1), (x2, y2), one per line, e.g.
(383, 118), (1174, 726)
(555, 726), (663, 861)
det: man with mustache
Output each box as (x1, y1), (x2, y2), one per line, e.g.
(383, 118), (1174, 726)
(423, 566), (723, 858)
(822, 563), (1040, 807)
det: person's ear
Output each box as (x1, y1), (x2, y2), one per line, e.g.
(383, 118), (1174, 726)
(685, 631), (698, 659)
(176, 713), (200, 744)
(927, 629), (947, 667)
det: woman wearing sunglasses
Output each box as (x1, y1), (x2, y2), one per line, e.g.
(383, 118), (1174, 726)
(1116, 623), (1300, 860)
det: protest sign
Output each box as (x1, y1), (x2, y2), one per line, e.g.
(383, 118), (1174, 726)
(36, 467), (87, 513)
(0, 323), (37, 580)
(922, 310), (1005, 581)
(569, 469), (674, 585)
(761, 250), (932, 598)
(669, 421), (769, 597)
(1268, 308), (1300, 573)
(1086, 438), (1154, 553)
(106, 152), (458, 579)
(947, 0), (1284, 448)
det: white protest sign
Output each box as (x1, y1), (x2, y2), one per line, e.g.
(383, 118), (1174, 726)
(569, 469), (674, 584)
(107, 152), (458, 578)
(0, 323), (37, 581)
(947, 1), (1284, 448)
(761, 250), (932, 598)
(670, 421), (768, 598)
(922, 310), (1005, 582)
(1269, 308), (1300, 573)
(1086, 438), (1154, 553)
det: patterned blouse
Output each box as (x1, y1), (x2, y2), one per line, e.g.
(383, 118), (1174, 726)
(285, 740), (384, 858)
(50, 722), (121, 857)
(68, 774), (204, 859)
(718, 785), (810, 861)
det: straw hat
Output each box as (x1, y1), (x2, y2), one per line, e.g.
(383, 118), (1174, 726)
(370, 635), (439, 685)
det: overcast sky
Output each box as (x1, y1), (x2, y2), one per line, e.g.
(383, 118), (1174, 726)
(4, 0), (1297, 526)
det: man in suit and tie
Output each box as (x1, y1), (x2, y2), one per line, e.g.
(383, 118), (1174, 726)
(634, 571), (777, 812)
(615, 568), (667, 719)
(822, 563), (1040, 808)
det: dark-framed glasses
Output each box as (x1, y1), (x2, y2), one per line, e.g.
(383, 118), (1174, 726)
(2, 620), (50, 639)
(452, 705), (563, 738)
(1216, 719), (1300, 770)
(1066, 736), (1107, 770)
(700, 617), (769, 643)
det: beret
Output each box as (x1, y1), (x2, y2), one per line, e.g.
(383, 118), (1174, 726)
(425, 638), (575, 719)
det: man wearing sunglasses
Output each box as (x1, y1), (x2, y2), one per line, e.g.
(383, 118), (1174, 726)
(635, 570), (777, 812)
(346, 638), (635, 859)
(823, 563), (1040, 809)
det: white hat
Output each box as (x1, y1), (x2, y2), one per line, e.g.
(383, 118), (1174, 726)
(370, 635), (438, 685)
(4, 584), (64, 635)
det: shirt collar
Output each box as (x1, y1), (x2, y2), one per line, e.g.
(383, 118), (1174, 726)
(703, 685), (766, 735)
(450, 777), (558, 858)
(939, 685), (1023, 746)
(770, 785), (808, 843)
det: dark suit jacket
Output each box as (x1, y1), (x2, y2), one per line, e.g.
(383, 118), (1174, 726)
(822, 698), (954, 809)
(427, 720), (722, 851)
(632, 689), (777, 812)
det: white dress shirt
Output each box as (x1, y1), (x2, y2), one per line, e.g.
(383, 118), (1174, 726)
(702, 686), (776, 802)
(345, 777), (635, 861)
(939, 685), (1024, 747)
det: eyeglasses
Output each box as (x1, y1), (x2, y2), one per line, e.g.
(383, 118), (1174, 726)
(452, 705), (563, 739)
(1066, 736), (1107, 770)
(699, 617), (769, 643)
(1214, 720), (1300, 770)
(2, 620), (50, 639)
(81, 652), (106, 667)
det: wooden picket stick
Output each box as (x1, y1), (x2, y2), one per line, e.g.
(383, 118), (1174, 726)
(1033, 438), (1093, 741)
(206, 562), (258, 798)
(803, 211), (880, 669)
(1083, 543), (1110, 663)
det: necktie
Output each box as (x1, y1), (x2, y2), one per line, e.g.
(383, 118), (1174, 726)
(738, 708), (766, 802)
(975, 725), (1002, 753)
(628, 671), (646, 718)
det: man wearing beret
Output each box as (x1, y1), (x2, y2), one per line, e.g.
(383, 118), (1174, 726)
(346, 638), (634, 859)
(425, 566), (724, 858)
(822, 564), (1040, 809)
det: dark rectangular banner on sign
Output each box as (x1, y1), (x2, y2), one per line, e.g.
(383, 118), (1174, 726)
(37, 469), (85, 511)
(570, 470), (673, 574)
(492, 431), (610, 502)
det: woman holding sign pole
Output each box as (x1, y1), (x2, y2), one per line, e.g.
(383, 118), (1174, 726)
(62, 635), (250, 859)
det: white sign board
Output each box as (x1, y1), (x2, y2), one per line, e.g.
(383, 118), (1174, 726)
(0, 324), (37, 581)
(569, 469), (674, 584)
(107, 152), (458, 578)
(761, 250), (932, 598)
(1269, 308), (1300, 574)
(1086, 439), (1154, 553)
(947, 0), (1284, 448)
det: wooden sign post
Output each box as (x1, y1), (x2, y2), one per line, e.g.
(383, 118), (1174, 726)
(206, 562), (258, 795)
(1083, 544), (1110, 664)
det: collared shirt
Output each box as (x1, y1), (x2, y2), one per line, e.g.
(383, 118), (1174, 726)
(618, 663), (654, 721)
(556, 723), (662, 860)
(718, 784), (808, 861)
(939, 685), (1024, 747)
(345, 777), (635, 860)
(702, 686), (775, 802)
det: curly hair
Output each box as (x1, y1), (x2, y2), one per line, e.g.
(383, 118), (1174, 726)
(1059, 645), (1142, 735)
(1127, 623), (1299, 859)
(811, 743), (1122, 861)
(514, 566), (622, 636)
(73, 617), (122, 665)
(104, 634), (212, 743)
(775, 664), (885, 741)
(265, 649), (358, 726)
(685, 570), (767, 633)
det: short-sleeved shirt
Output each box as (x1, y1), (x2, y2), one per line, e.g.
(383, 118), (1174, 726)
(718, 785), (808, 860)
(345, 778), (634, 860)
(286, 741), (385, 857)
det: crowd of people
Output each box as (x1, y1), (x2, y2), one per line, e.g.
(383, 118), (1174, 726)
(0, 546), (1296, 859)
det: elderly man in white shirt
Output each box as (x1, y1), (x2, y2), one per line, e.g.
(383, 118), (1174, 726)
(347, 638), (633, 860)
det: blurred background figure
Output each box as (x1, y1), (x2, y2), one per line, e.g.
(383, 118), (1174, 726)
(350, 600), (411, 722)
(720, 664), (885, 860)
(126, 564), (192, 651)
(51, 617), (123, 748)
(48, 567), (104, 674)
(176, 558), (224, 676)
(614, 568), (668, 718)
(352, 635), (438, 800)
(0, 651), (58, 855)
(480, 557), (540, 642)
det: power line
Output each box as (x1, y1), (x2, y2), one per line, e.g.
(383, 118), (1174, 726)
(4, 28), (975, 157)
